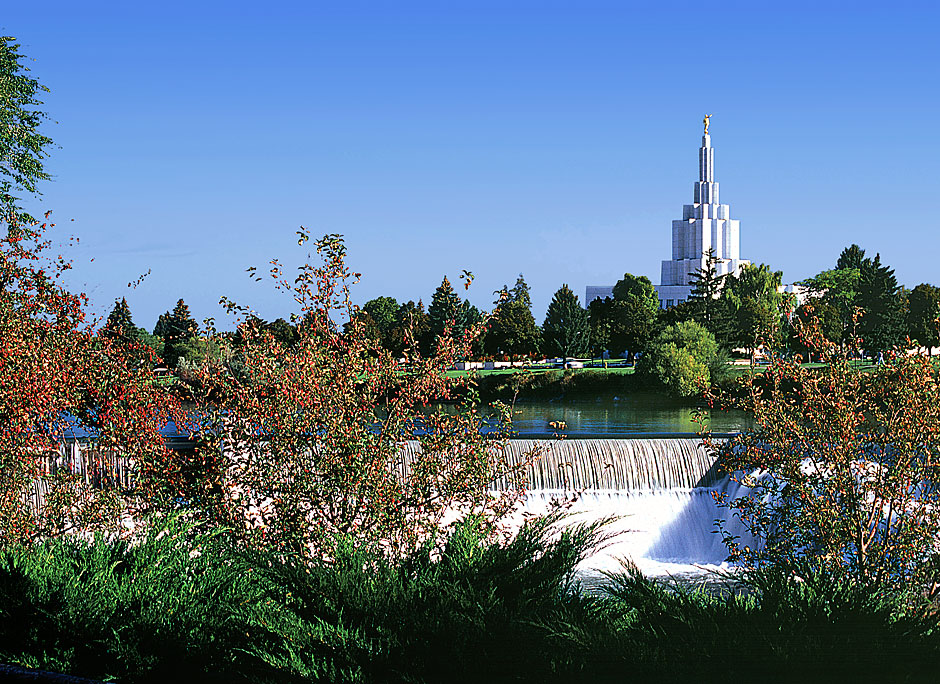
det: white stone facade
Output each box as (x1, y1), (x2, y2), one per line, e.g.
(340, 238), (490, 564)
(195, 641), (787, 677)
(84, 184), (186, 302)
(585, 285), (615, 305)
(654, 131), (749, 307)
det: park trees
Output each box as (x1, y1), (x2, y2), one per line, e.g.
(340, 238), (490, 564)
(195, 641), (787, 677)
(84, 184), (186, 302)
(386, 300), (430, 357)
(486, 274), (540, 358)
(786, 297), (842, 361)
(428, 276), (463, 353)
(587, 273), (659, 359)
(610, 272), (659, 358)
(0, 36), (54, 226)
(542, 284), (590, 363)
(721, 263), (785, 364)
(856, 253), (905, 355)
(686, 247), (726, 337)
(907, 283), (940, 355)
(155, 299), (198, 368)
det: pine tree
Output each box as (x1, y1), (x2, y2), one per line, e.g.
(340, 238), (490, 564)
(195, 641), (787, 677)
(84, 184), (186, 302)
(103, 298), (137, 341)
(857, 253), (905, 354)
(542, 284), (590, 363)
(687, 248), (726, 336)
(427, 276), (462, 352)
(510, 274), (533, 310)
(836, 243), (867, 270)
(160, 299), (198, 368)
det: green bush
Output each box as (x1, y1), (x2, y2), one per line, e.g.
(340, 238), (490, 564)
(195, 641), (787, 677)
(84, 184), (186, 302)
(636, 321), (720, 397)
(4, 514), (940, 683)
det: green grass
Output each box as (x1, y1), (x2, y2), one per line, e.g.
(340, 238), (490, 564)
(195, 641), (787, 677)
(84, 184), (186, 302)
(3, 515), (940, 683)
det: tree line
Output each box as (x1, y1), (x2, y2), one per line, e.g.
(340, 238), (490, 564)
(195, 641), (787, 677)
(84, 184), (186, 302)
(103, 240), (939, 398)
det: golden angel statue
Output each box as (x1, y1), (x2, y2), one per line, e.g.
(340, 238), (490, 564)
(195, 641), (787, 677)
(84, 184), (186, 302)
(703, 114), (712, 134)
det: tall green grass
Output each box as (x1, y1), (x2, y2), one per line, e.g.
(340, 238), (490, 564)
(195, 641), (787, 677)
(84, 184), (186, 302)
(2, 515), (940, 683)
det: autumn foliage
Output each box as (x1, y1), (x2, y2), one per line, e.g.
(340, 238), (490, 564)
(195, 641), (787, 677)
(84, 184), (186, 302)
(178, 232), (533, 559)
(710, 313), (940, 593)
(0, 216), (177, 545)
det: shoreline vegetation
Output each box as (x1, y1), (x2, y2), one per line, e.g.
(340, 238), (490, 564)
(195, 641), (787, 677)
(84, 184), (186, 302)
(4, 515), (940, 684)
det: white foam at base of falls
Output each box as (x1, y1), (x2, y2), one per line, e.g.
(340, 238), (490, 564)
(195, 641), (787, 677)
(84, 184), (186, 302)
(506, 477), (759, 581)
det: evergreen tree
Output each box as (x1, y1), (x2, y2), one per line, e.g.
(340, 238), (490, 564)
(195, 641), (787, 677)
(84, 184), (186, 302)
(836, 243), (867, 270)
(427, 277), (462, 352)
(907, 283), (940, 355)
(103, 298), (137, 341)
(509, 274), (533, 310)
(542, 285), (590, 363)
(159, 299), (198, 368)
(856, 253), (905, 354)
(687, 248), (726, 336)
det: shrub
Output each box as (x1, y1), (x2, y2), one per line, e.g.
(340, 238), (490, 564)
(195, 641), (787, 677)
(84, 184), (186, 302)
(636, 321), (719, 397)
(179, 233), (537, 560)
(710, 351), (940, 596)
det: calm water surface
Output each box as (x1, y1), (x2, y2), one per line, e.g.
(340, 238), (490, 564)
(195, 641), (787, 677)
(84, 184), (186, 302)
(506, 393), (750, 436)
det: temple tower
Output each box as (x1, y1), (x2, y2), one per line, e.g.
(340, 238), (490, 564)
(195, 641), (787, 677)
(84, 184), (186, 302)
(654, 118), (749, 308)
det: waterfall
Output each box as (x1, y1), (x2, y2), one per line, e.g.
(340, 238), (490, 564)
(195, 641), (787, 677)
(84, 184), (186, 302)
(458, 437), (756, 577)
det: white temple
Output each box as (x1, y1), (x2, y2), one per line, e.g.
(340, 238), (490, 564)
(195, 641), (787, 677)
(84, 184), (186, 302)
(654, 117), (749, 308)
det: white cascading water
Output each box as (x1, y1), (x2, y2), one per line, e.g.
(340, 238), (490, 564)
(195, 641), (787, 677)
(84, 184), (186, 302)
(402, 438), (759, 579)
(505, 439), (759, 579)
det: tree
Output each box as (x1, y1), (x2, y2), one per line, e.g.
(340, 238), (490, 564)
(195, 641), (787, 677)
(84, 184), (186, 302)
(612, 272), (659, 310)
(800, 267), (862, 345)
(856, 253), (905, 355)
(836, 243), (866, 270)
(636, 320), (720, 397)
(721, 263), (785, 364)
(907, 283), (940, 355)
(159, 299), (198, 368)
(542, 285), (589, 363)
(386, 300), (430, 357)
(103, 298), (138, 342)
(711, 352), (940, 593)
(0, 37), (54, 226)
(787, 297), (842, 361)
(687, 247), (727, 336)
(361, 296), (399, 349)
(486, 274), (540, 358)
(427, 277), (463, 353)
(610, 272), (659, 358)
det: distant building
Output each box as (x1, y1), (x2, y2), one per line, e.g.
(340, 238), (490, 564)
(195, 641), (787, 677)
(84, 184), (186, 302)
(584, 285), (615, 305)
(586, 120), (808, 310)
(654, 121), (749, 308)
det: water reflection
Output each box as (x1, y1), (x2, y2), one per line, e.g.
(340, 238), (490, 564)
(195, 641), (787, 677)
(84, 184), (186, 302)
(507, 393), (750, 436)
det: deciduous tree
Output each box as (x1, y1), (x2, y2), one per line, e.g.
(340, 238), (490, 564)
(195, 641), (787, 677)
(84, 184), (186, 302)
(907, 283), (940, 355)
(0, 36), (54, 226)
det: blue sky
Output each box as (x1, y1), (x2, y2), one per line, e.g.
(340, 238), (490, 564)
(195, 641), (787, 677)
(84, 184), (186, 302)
(4, 0), (939, 328)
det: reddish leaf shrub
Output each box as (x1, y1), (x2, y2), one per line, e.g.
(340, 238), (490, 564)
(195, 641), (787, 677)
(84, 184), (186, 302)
(180, 233), (535, 559)
(0, 216), (179, 545)
(710, 325), (940, 591)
